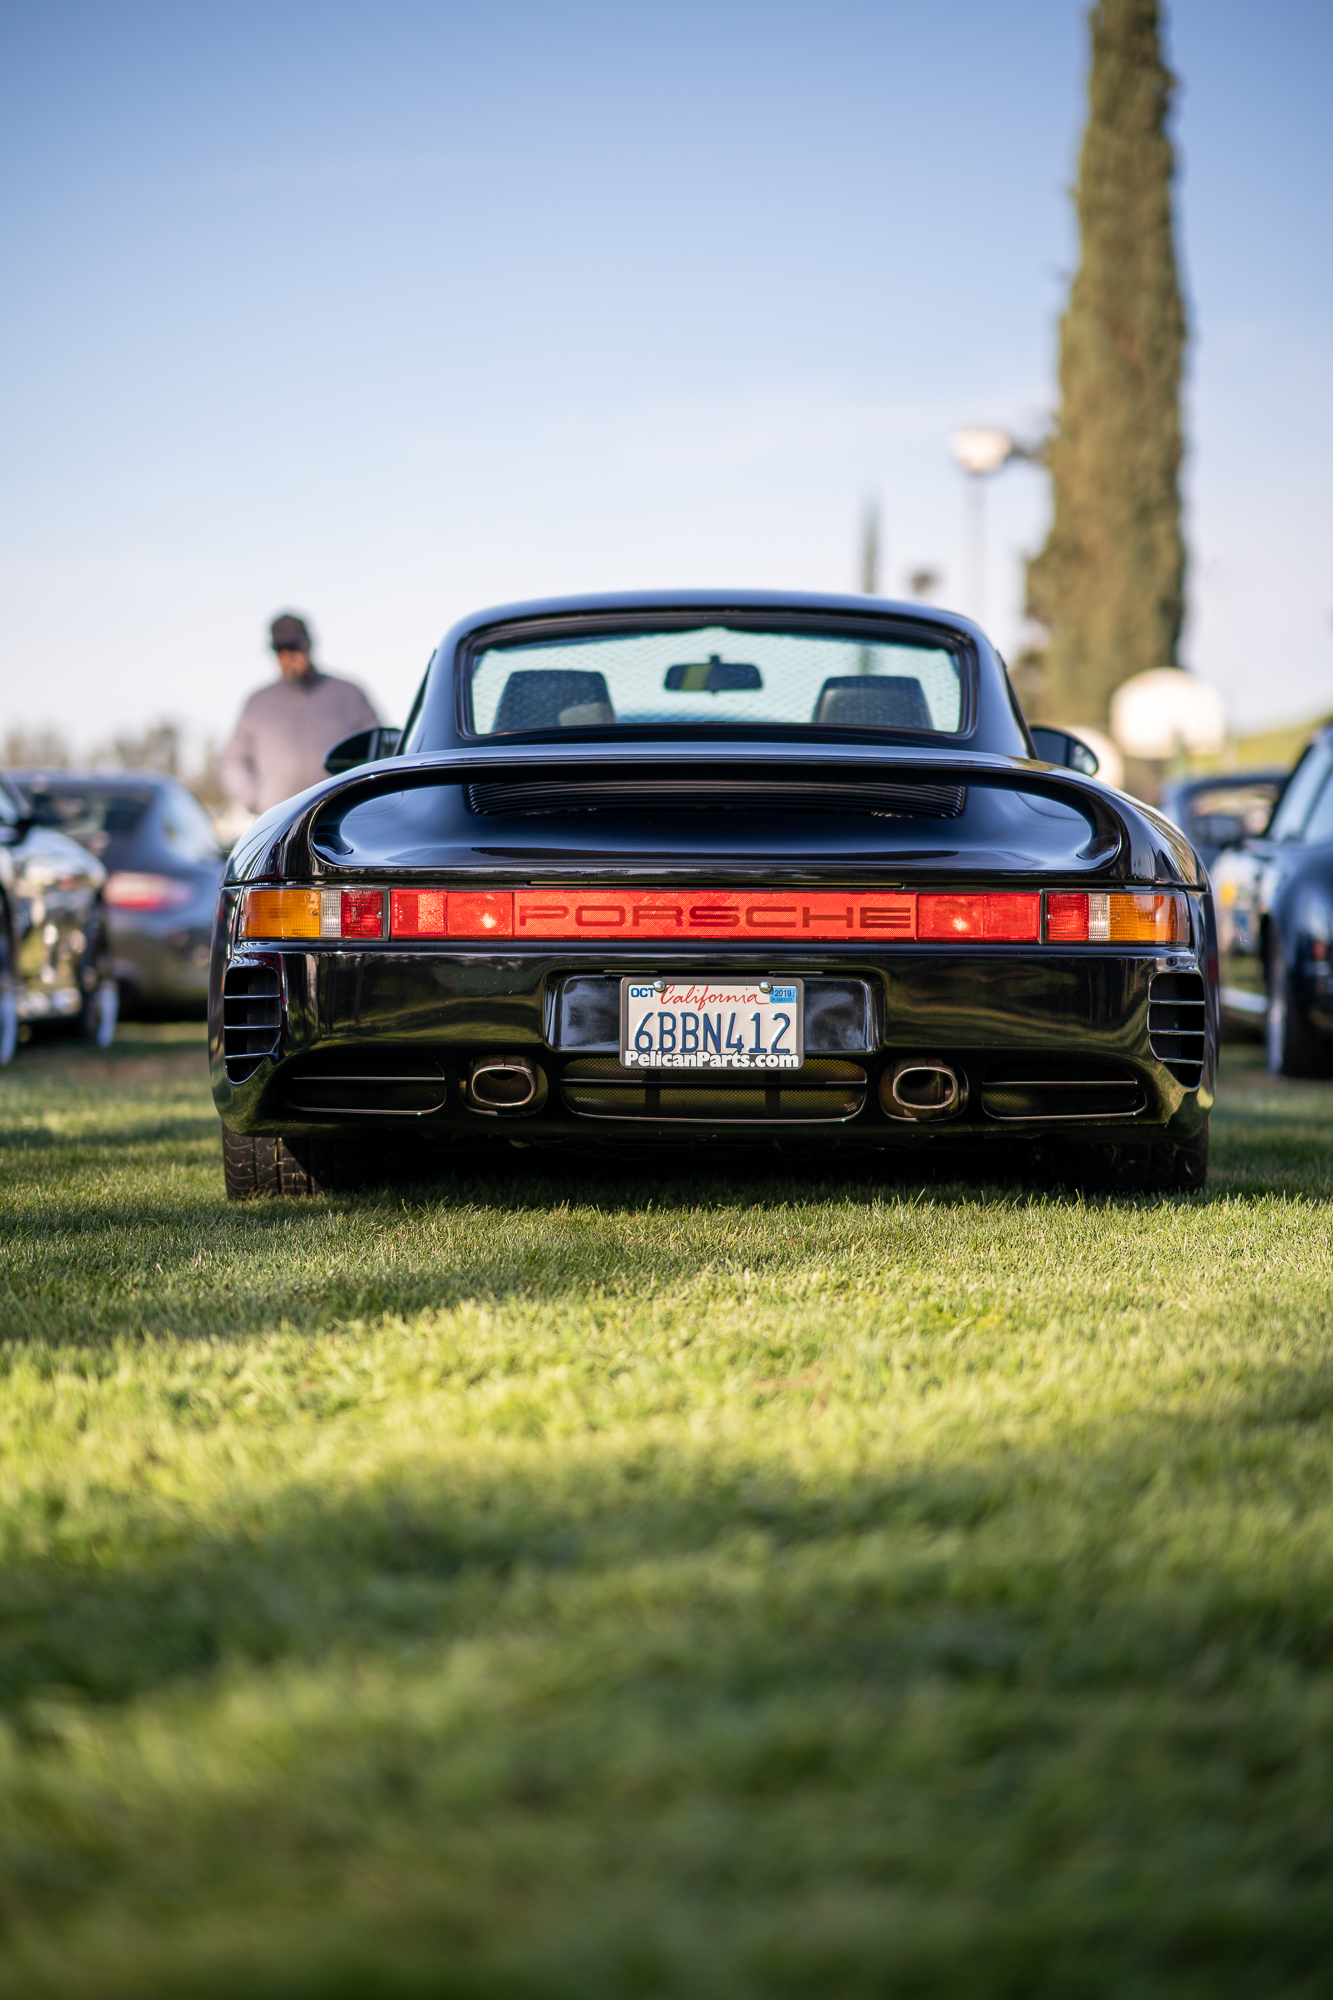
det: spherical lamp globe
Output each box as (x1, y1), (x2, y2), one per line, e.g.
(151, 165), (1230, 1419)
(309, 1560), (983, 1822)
(1110, 669), (1226, 761)
(950, 427), (1014, 476)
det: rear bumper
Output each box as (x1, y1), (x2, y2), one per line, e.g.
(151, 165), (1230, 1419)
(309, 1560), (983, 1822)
(211, 932), (1215, 1151)
(108, 907), (213, 1008)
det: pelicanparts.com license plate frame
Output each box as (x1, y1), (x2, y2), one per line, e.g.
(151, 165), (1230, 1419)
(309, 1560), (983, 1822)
(619, 977), (804, 1071)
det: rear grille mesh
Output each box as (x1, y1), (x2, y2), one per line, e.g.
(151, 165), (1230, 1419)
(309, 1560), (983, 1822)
(1148, 971), (1208, 1087)
(980, 1058), (1144, 1121)
(561, 1056), (867, 1123)
(468, 778), (965, 818)
(222, 963), (281, 1084)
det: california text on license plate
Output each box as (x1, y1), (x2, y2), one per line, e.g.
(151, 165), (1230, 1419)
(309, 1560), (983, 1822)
(619, 978), (804, 1070)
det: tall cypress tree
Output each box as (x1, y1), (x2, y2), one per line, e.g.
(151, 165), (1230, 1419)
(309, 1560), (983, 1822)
(1026, 0), (1186, 727)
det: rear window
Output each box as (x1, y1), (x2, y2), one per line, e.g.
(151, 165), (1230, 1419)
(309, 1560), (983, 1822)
(159, 785), (221, 863)
(1182, 779), (1282, 848)
(1268, 748), (1330, 843)
(21, 786), (149, 855)
(464, 624), (967, 739)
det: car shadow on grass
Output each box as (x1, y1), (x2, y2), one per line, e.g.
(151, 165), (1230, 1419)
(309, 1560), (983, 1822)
(7, 1405), (1333, 1994)
(5, 1351), (1333, 1721)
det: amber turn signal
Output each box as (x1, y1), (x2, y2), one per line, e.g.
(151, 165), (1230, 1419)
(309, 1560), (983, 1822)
(242, 888), (321, 939)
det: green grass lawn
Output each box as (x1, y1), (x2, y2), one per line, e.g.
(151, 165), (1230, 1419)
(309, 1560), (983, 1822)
(2, 1025), (1333, 1997)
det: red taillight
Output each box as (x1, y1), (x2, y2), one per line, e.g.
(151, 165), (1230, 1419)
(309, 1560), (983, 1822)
(1046, 892), (1088, 943)
(447, 891), (513, 938)
(104, 871), (194, 912)
(239, 882), (1189, 950)
(340, 889), (384, 939)
(390, 890), (447, 937)
(917, 892), (1039, 942)
(389, 890), (513, 938)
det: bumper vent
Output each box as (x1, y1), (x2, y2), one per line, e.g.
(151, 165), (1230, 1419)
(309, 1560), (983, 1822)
(468, 778), (964, 818)
(981, 1058), (1144, 1121)
(285, 1059), (448, 1117)
(1148, 971), (1208, 1088)
(222, 962), (282, 1083)
(560, 1057), (867, 1123)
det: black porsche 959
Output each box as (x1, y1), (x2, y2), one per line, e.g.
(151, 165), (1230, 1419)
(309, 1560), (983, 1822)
(210, 591), (1217, 1197)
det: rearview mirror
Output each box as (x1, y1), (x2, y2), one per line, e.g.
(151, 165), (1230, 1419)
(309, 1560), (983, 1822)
(665, 655), (763, 694)
(1030, 725), (1100, 777)
(324, 726), (402, 776)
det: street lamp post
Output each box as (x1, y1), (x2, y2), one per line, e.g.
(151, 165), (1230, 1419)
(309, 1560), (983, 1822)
(949, 426), (1018, 627)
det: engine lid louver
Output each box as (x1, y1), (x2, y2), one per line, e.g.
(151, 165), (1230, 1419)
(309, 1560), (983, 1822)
(466, 777), (965, 818)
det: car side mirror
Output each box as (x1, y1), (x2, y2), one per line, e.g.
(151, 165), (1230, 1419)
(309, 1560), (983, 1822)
(1030, 725), (1100, 777)
(1202, 812), (1246, 853)
(0, 814), (35, 846)
(324, 726), (402, 776)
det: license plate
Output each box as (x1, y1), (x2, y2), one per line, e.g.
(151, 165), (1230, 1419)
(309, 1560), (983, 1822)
(620, 978), (803, 1070)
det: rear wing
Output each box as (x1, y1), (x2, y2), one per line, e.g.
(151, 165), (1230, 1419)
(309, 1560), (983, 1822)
(229, 743), (1203, 890)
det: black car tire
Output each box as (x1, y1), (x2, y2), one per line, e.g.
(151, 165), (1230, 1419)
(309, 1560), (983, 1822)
(0, 921), (16, 1066)
(82, 978), (119, 1049)
(221, 1125), (370, 1199)
(1265, 924), (1329, 1077)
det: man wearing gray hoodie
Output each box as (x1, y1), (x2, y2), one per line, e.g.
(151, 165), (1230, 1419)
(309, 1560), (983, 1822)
(221, 612), (378, 819)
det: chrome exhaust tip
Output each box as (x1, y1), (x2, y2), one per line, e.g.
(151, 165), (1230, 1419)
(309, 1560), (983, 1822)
(881, 1057), (967, 1122)
(465, 1054), (543, 1115)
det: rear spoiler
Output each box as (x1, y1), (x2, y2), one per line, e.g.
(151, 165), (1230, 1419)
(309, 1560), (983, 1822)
(233, 743), (1203, 890)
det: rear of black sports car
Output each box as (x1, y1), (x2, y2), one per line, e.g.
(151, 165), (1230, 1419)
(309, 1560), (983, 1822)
(210, 593), (1217, 1196)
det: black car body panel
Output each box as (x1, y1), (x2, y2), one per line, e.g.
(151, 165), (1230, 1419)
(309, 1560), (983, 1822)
(15, 771), (224, 1014)
(210, 592), (1217, 1175)
(1159, 769), (1288, 876)
(0, 780), (29, 1061)
(0, 775), (110, 1038)
(1213, 729), (1333, 1066)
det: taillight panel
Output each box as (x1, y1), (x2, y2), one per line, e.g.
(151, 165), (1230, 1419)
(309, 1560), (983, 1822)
(917, 893), (1041, 942)
(239, 885), (1189, 945)
(105, 871), (195, 912)
(1046, 891), (1186, 946)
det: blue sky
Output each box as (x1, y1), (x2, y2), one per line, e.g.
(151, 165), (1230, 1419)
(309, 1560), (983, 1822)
(1, 0), (1329, 747)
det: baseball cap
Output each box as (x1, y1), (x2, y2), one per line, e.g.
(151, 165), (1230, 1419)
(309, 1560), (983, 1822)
(270, 613), (312, 653)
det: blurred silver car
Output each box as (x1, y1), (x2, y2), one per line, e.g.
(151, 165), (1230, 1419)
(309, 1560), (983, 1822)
(0, 773), (117, 1046)
(15, 771), (224, 1016)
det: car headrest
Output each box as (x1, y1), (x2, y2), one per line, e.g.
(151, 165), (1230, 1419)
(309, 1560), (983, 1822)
(492, 670), (615, 733)
(813, 676), (933, 729)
